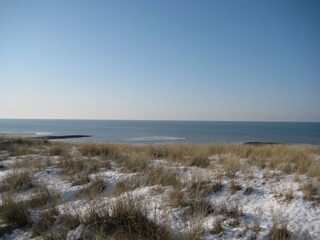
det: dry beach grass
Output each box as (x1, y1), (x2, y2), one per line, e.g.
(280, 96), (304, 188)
(0, 137), (319, 239)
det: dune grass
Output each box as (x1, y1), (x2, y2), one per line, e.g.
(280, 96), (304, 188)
(0, 138), (319, 239)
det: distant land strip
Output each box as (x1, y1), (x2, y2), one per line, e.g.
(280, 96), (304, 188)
(243, 141), (283, 145)
(36, 135), (92, 140)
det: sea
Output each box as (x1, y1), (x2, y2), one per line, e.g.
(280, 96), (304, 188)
(0, 119), (319, 145)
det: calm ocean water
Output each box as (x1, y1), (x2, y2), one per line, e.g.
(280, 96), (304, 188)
(0, 119), (319, 145)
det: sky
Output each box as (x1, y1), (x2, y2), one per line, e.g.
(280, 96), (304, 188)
(0, 0), (319, 121)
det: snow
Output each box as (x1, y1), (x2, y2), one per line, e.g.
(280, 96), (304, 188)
(1, 229), (31, 240)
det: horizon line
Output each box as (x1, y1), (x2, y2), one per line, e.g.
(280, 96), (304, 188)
(0, 117), (319, 123)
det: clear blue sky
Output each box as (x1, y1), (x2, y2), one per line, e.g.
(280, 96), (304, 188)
(1, 0), (319, 121)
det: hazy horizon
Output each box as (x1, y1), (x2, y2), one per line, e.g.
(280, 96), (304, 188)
(1, 0), (320, 122)
(1, 118), (320, 123)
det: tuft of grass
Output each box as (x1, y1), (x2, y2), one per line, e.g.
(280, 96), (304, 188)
(72, 173), (91, 186)
(188, 179), (215, 197)
(33, 207), (59, 236)
(77, 178), (106, 199)
(268, 222), (291, 240)
(0, 196), (31, 228)
(185, 198), (215, 216)
(0, 138), (48, 156)
(211, 179), (223, 193)
(183, 180), (216, 216)
(185, 221), (204, 240)
(211, 219), (224, 235)
(188, 155), (210, 168)
(146, 167), (182, 189)
(252, 219), (261, 236)
(60, 156), (106, 175)
(79, 143), (124, 160)
(27, 186), (51, 208)
(48, 144), (69, 156)
(112, 176), (144, 197)
(122, 156), (150, 173)
(301, 180), (319, 203)
(84, 196), (173, 239)
(214, 203), (242, 226)
(222, 157), (241, 178)
(230, 181), (242, 194)
(244, 186), (254, 195)
(277, 188), (294, 203)
(0, 171), (34, 193)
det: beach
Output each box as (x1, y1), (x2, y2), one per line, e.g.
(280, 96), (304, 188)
(0, 138), (319, 239)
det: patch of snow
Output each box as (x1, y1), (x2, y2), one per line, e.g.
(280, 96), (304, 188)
(0, 229), (31, 240)
(66, 224), (84, 240)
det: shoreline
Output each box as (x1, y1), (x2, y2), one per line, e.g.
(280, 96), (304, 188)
(0, 134), (314, 146)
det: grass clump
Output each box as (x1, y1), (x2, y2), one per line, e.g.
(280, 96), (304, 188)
(211, 219), (223, 235)
(0, 138), (48, 156)
(188, 155), (210, 168)
(0, 196), (31, 228)
(185, 221), (204, 240)
(79, 143), (124, 160)
(83, 196), (173, 239)
(244, 186), (254, 195)
(112, 177), (144, 197)
(0, 171), (34, 193)
(48, 144), (69, 157)
(301, 180), (319, 203)
(146, 145), (183, 159)
(33, 208), (59, 236)
(230, 181), (242, 194)
(77, 178), (106, 199)
(214, 203), (242, 226)
(122, 156), (150, 173)
(71, 174), (91, 186)
(146, 167), (182, 188)
(185, 198), (215, 216)
(211, 179), (223, 193)
(268, 222), (291, 240)
(27, 186), (51, 208)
